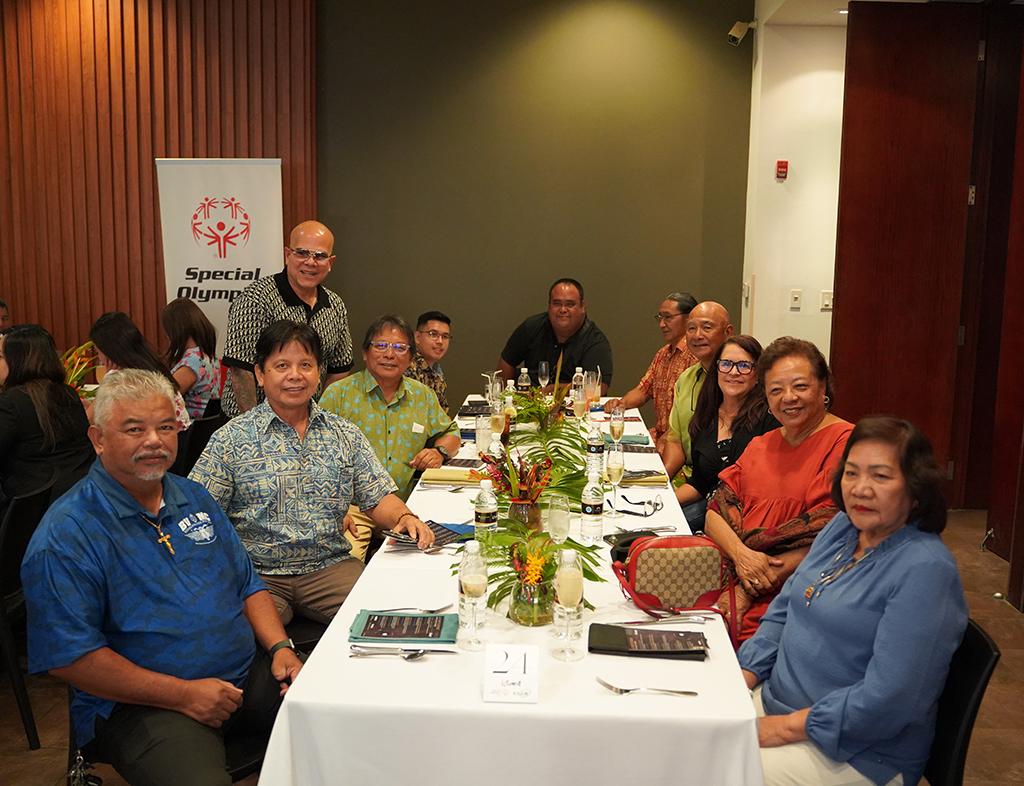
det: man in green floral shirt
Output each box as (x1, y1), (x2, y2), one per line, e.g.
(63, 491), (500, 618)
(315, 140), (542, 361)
(320, 314), (460, 559)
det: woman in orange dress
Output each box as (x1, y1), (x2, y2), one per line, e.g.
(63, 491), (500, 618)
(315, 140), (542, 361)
(705, 337), (852, 642)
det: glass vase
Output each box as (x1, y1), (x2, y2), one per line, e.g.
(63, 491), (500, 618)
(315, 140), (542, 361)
(508, 578), (555, 626)
(508, 500), (543, 532)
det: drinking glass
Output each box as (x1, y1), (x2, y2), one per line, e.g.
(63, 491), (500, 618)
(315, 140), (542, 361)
(584, 370), (601, 412)
(571, 387), (587, 422)
(552, 550), (585, 661)
(609, 405), (625, 444)
(605, 443), (624, 519)
(548, 494), (570, 545)
(459, 547), (488, 651)
(537, 361), (550, 390)
(474, 415), (492, 456)
(490, 400), (506, 439)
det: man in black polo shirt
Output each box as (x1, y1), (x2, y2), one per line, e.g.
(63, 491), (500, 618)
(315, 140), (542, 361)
(221, 220), (354, 417)
(498, 278), (613, 393)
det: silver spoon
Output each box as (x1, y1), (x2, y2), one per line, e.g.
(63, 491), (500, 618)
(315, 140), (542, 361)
(350, 648), (427, 661)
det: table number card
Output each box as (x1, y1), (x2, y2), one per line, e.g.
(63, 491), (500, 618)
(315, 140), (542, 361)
(482, 644), (539, 703)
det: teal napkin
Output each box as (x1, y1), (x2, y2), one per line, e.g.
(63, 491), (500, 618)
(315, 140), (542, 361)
(603, 433), (650, 445)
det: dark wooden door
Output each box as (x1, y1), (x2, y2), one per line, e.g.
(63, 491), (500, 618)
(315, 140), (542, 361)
(830, 2), (983, 493)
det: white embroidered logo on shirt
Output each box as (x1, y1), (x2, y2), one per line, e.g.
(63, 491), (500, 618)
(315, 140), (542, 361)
(177, 512), (217, 545)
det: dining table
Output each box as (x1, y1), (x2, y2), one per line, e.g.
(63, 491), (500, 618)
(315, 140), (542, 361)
(257, 398), (764, 786)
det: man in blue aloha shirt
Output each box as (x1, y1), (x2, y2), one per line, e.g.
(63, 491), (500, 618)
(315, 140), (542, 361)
(22, 369), (303, 786)
(190, 320), (435, 625)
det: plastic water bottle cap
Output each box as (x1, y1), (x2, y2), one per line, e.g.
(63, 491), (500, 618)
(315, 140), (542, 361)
(480, 479), (493, 491)
(521, 367), (527, 373)
(575, 367), (583, 373)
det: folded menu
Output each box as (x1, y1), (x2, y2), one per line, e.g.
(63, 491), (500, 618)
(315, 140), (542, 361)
(419, 467), (479, 486)
(588, 623), (708, 660)
(619, 470), (670, 486)
(349, 611), (459, 644)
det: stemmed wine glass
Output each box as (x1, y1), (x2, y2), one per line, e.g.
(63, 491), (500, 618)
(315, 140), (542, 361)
(537, 361), (550, 390)
(609, 404), (625, 444)
(458, 541), (488, 651)
(552, 549), (585, 661)
(571, 386), (587, 423)
(548, 493), (570, 545)
(605, 442), (624, 518)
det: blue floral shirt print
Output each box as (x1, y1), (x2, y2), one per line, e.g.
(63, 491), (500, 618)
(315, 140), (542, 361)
(320, 370), (459, 499)
(189, 400), (396, 575)
(21, 462), (265, 747)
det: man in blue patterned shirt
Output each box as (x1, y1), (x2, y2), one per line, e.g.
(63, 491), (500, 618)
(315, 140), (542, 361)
(22, 369), (303, 786)
(191, 320), (434, 624)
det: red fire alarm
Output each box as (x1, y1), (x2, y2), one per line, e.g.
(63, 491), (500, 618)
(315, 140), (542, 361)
(776, 160), (789, 180)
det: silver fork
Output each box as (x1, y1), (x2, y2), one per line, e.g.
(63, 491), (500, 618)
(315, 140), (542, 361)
(367, 603), (453, 614)
(596, 676), (698, 697)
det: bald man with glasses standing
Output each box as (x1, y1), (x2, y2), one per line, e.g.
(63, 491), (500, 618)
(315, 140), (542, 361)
(221, 220), (354, 417)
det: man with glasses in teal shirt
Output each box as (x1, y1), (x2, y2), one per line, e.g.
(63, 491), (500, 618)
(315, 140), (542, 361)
(321, 315), (461, 560)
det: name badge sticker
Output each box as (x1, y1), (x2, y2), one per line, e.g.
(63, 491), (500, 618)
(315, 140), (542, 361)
(483, 644), (539, 703)
(412, 422), (425, 434)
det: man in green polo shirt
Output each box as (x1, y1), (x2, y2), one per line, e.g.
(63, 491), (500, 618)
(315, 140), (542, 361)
(320, 314), (461, 559)
(663, 301), (733, 482)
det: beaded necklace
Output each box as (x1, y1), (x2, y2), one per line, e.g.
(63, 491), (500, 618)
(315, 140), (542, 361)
(804, 539), (873, 606)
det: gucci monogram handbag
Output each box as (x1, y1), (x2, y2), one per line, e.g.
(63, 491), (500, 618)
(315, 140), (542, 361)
(612, 535), (738, 646)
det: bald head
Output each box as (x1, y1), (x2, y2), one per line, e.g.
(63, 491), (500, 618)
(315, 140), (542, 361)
(289, 220), (335, 254)
(685, 301), (734, 366)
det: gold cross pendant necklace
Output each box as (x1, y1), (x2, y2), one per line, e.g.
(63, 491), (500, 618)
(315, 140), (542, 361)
(140, 512), (175, 556)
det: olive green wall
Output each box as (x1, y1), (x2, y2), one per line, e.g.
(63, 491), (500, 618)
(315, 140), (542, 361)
(317, 0), (753, 409)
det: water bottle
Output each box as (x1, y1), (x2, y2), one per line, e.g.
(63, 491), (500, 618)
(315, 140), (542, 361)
(458, 540), (488, 642)
(580, 470), (604, 546)
(586, 420), (605, 478)
(517, 367), (531, 392)
(571, 366), (584, 390)
(474, 479), (498, 542)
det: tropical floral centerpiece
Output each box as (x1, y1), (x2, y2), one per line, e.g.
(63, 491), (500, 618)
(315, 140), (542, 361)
(478, 519), (605, 626)
(62, 341), (97, 398)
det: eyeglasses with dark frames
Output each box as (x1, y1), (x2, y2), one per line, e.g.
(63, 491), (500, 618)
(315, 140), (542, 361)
(288, 247), (333, 263)
(611, 494), (665, 517)
(653, 312), (683, 323)
(418, 329), (452, 342)
(717, 359), (755, 375)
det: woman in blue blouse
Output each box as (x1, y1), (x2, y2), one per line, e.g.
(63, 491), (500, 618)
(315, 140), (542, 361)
(738, 416), (967, 786)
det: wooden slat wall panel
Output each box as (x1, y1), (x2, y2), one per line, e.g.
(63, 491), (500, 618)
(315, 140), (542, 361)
(0, 0), (316, 352)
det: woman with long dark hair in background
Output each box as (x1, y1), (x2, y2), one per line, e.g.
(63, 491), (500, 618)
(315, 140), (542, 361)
(0, 325), (94, 504)
(89, 311), (191, 430)
(162, 298), (220, 419)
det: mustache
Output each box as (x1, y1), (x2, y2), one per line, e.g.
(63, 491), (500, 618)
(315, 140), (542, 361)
(133, 450), (172, 463)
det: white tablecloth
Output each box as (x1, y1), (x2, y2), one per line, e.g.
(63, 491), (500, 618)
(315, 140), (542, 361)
(258, 401), (764, 786)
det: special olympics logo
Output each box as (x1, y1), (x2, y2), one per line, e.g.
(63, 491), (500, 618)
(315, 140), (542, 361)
(190, 196), (252, 259)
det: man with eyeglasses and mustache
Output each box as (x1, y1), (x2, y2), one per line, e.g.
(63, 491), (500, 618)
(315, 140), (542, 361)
(321, 315), (461, 561)
(23, 369), (302, 786)
(603, 292), (698, 451)
(405, 310), (453, 414)
(221, 220), (354, 418)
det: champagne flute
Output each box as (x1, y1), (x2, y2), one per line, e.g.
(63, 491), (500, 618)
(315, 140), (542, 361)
(605, 442), (624, 518)
(489, 400), (505, 439)
(609, 405), (625, 444)
(458, 541), (488, 651)
(553, 549), (585, 661)
(548, 493), (570, 545)
(537, 360), (550, 390)
(571, 386), (587, 422)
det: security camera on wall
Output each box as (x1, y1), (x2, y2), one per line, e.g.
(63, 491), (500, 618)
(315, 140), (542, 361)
(728, 20), (756, 47)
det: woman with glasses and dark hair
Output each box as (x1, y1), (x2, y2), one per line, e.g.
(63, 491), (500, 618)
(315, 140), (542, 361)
(738, 416), (967, 786)
(161, 297), (221, 419)
(676, 335), (778, 531)
(703, 336), (853, 642)
(0, 325), (93, 504)
(89, 311), (191, 430)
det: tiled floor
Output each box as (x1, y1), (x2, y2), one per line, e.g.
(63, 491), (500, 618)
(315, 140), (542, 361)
(1, 510), (1021, 785)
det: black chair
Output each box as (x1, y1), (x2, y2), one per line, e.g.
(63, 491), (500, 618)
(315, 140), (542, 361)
(170, 398), (228, 477)
(924, 618), (1001, 786)
(0, 479), (55, 750)
(66, 685), (270, 785)
(285, 612), (328, 654)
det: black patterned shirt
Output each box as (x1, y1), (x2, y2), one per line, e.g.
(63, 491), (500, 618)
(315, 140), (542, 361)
(404, 353), (449, 414)
(221, 270), (353, 417)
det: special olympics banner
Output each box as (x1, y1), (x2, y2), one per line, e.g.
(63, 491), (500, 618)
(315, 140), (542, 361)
(155, 158), (283, 354)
